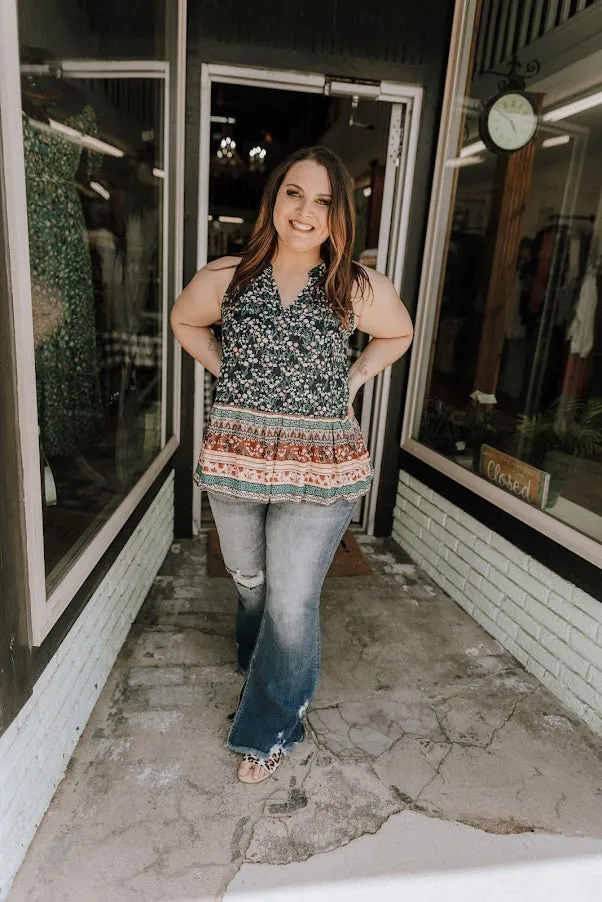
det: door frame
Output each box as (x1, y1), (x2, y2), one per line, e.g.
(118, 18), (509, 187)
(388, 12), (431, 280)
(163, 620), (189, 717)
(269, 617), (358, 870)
(193, 62), (423, 534)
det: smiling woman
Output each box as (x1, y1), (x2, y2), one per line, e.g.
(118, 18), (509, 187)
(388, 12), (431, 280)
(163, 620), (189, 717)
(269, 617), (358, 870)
(171, 144), (413, 785)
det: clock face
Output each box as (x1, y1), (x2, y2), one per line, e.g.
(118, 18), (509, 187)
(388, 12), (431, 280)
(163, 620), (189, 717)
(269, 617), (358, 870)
(486, 92), (538, 152)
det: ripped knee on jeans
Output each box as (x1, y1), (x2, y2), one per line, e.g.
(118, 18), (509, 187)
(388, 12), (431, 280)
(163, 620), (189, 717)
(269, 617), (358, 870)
(227, 567), (265, 590)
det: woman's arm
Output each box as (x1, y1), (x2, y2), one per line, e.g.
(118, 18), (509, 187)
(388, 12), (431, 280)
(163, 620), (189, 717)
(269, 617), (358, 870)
(348, 268), (414, 408)
(170, 256), (240, 377)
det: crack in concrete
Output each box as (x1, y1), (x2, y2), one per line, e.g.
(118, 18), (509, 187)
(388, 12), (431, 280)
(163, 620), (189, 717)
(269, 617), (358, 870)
(230, 816), (251, 862)
(483, 686), (540, 751)
(414, 745), (454, 803)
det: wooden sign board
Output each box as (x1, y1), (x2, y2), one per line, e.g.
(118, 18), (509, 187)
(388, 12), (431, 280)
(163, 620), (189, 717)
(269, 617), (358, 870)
(479, 445), (550, 509)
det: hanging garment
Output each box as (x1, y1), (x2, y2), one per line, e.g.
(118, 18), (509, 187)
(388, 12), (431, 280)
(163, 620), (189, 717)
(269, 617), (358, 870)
(561, 354), (593, 399)
(568, 271), (598, 358)
(97, 210), (160, 367)
(505, 272), (526, 340)
(23, 105), (102, 456)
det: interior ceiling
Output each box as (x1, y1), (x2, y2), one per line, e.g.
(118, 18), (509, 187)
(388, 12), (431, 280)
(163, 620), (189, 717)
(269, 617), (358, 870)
(190, 0), (453, 68)
(211, 83), (330, 150)
(531, 51), (602, 110)
(75, 0), (162, 38)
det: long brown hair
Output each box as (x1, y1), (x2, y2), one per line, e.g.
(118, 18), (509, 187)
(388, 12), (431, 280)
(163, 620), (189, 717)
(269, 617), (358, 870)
(226, 146), (371, 324)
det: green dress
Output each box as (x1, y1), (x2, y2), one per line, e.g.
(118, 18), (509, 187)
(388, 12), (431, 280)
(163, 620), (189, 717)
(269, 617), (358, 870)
(23, 104), (102, 457)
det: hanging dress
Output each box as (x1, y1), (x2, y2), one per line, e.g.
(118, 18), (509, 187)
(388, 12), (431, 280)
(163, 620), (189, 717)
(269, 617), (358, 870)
(195, 262), (373, 504)
(23, 104), (102, 457)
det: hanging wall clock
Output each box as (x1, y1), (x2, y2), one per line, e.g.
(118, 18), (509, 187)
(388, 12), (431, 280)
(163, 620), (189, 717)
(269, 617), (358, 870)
(478, 90), (539, 154)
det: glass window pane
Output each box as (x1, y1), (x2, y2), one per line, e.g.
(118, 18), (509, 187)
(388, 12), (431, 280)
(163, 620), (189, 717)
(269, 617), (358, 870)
(20, 63), (167, 586)
(417, 18), (602, 545)
(18, 0), (167, 61)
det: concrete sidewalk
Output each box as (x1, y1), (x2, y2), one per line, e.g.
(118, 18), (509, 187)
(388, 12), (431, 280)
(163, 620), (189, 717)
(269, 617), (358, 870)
(9, 535), (602, 900)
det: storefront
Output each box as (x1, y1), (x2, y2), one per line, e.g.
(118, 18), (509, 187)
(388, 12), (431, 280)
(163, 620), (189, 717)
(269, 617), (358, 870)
(396, 0), (602, 736)
(1, 0), (601, 892)
(0, 0), (186, 888)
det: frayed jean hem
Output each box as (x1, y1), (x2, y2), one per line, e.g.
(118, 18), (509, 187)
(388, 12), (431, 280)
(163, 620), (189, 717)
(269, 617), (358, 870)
(225, 737), (301, 758)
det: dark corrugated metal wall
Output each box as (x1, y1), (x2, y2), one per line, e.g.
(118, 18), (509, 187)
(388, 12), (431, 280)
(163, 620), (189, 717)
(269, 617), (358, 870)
(191, 0), (452, 67)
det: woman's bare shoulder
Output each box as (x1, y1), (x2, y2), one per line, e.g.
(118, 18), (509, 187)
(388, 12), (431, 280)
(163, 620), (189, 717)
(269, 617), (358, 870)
(172, 256), (242, 325)
(204, 255), (243, 272)
(198, 256), (242, 297)
(354, 262), (390, 289)
(350, 262), (388, 309)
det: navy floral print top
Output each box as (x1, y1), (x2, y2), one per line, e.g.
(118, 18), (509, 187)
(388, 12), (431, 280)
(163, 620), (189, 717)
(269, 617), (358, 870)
(215, 263), (352, 417)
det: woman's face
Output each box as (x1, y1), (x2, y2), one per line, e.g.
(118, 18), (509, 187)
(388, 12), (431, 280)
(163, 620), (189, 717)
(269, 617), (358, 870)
(273, 160), (332, 255)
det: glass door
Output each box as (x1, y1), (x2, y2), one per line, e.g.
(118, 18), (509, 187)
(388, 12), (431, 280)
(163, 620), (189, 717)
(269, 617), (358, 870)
(193, 65), (423, 533)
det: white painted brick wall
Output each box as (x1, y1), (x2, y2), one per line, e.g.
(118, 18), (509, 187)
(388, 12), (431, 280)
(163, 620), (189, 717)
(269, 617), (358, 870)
(0, 474), (174, 900)
(393, 471), (602, 738)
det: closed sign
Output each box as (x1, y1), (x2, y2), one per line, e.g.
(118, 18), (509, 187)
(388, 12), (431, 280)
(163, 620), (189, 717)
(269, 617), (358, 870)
(479, 445), (550, 509)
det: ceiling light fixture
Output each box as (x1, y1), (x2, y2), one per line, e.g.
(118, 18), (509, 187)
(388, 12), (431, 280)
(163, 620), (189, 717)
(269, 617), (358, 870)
(542, 90), (602, 122)
(49, 118), (125, 158)
(90, 181), (110, 200)
(152, 167), (165, 179)
(460, 140), (486, 158)
(218, 216), (244, 224)
(446, 155), (485, 168)
(542, 134), (571, 148)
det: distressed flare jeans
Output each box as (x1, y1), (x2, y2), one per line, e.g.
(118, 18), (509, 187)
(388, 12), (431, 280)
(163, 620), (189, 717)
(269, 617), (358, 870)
(208, 491), (355, 760)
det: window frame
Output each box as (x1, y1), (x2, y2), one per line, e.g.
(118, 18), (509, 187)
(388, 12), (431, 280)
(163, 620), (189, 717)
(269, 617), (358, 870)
(401, 0), (602, 568)
(0, 0), (187, 644)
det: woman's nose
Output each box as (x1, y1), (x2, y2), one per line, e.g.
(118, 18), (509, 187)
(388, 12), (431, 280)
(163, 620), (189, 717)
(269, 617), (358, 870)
(296, 198), (311, 219)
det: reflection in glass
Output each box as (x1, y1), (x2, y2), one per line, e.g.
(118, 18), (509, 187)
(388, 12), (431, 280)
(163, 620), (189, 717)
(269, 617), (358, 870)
(418, 75), (602, 544)
(21, 66), (166, 584)
(18, 0), (166, 61)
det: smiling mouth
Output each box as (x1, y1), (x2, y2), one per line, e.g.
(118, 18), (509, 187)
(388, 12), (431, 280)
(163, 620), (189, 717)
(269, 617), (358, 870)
(290, 220), (314, 232)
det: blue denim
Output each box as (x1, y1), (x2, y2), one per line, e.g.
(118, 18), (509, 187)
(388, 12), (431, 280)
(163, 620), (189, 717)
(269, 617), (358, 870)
(207, 491), (355, 759)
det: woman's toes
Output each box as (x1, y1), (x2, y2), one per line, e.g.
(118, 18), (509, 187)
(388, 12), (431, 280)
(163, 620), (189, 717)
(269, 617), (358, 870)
(237, 759), (255, 779)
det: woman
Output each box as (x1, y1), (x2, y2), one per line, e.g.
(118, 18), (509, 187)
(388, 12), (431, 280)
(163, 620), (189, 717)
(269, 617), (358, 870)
(171, 146), (413, 784)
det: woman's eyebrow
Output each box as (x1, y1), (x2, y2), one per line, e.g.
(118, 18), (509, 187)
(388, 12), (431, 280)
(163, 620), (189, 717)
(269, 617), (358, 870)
(286, 182), (332, 198)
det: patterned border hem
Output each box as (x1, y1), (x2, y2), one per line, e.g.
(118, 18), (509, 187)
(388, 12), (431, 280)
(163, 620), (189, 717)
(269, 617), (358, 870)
(194, 473), (373, 505)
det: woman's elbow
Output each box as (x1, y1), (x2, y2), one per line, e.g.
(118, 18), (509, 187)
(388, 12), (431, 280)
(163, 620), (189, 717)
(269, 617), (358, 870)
(397, 324), (413, 353)
(170, 305), (183, 337)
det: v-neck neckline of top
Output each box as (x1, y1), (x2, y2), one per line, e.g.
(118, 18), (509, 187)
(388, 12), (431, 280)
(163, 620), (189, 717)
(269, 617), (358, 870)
(268, 261), (325, 312)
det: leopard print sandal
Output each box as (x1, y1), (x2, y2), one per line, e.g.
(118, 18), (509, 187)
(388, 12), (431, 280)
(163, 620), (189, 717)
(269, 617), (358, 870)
(237, 749), (284, 784)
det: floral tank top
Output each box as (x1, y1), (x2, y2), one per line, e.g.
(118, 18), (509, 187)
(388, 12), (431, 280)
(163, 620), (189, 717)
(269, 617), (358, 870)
(194, 262), (373, 504)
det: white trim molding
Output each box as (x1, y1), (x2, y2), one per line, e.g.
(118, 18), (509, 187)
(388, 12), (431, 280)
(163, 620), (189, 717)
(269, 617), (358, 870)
(402, 0), (480, 449)
(1, 10), (186, 643)
(0, 0), (46, 644)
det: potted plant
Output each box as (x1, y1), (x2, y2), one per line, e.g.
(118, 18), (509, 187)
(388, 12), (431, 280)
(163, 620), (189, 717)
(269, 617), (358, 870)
(516, 399), (602, 508)
(419, 400), (463, 456)
(454, 398), (504, 472)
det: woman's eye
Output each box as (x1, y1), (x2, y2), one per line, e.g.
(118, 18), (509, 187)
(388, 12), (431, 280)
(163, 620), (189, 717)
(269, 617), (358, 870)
(317, 199), (331, 206)
(286, 189), (300, 197)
